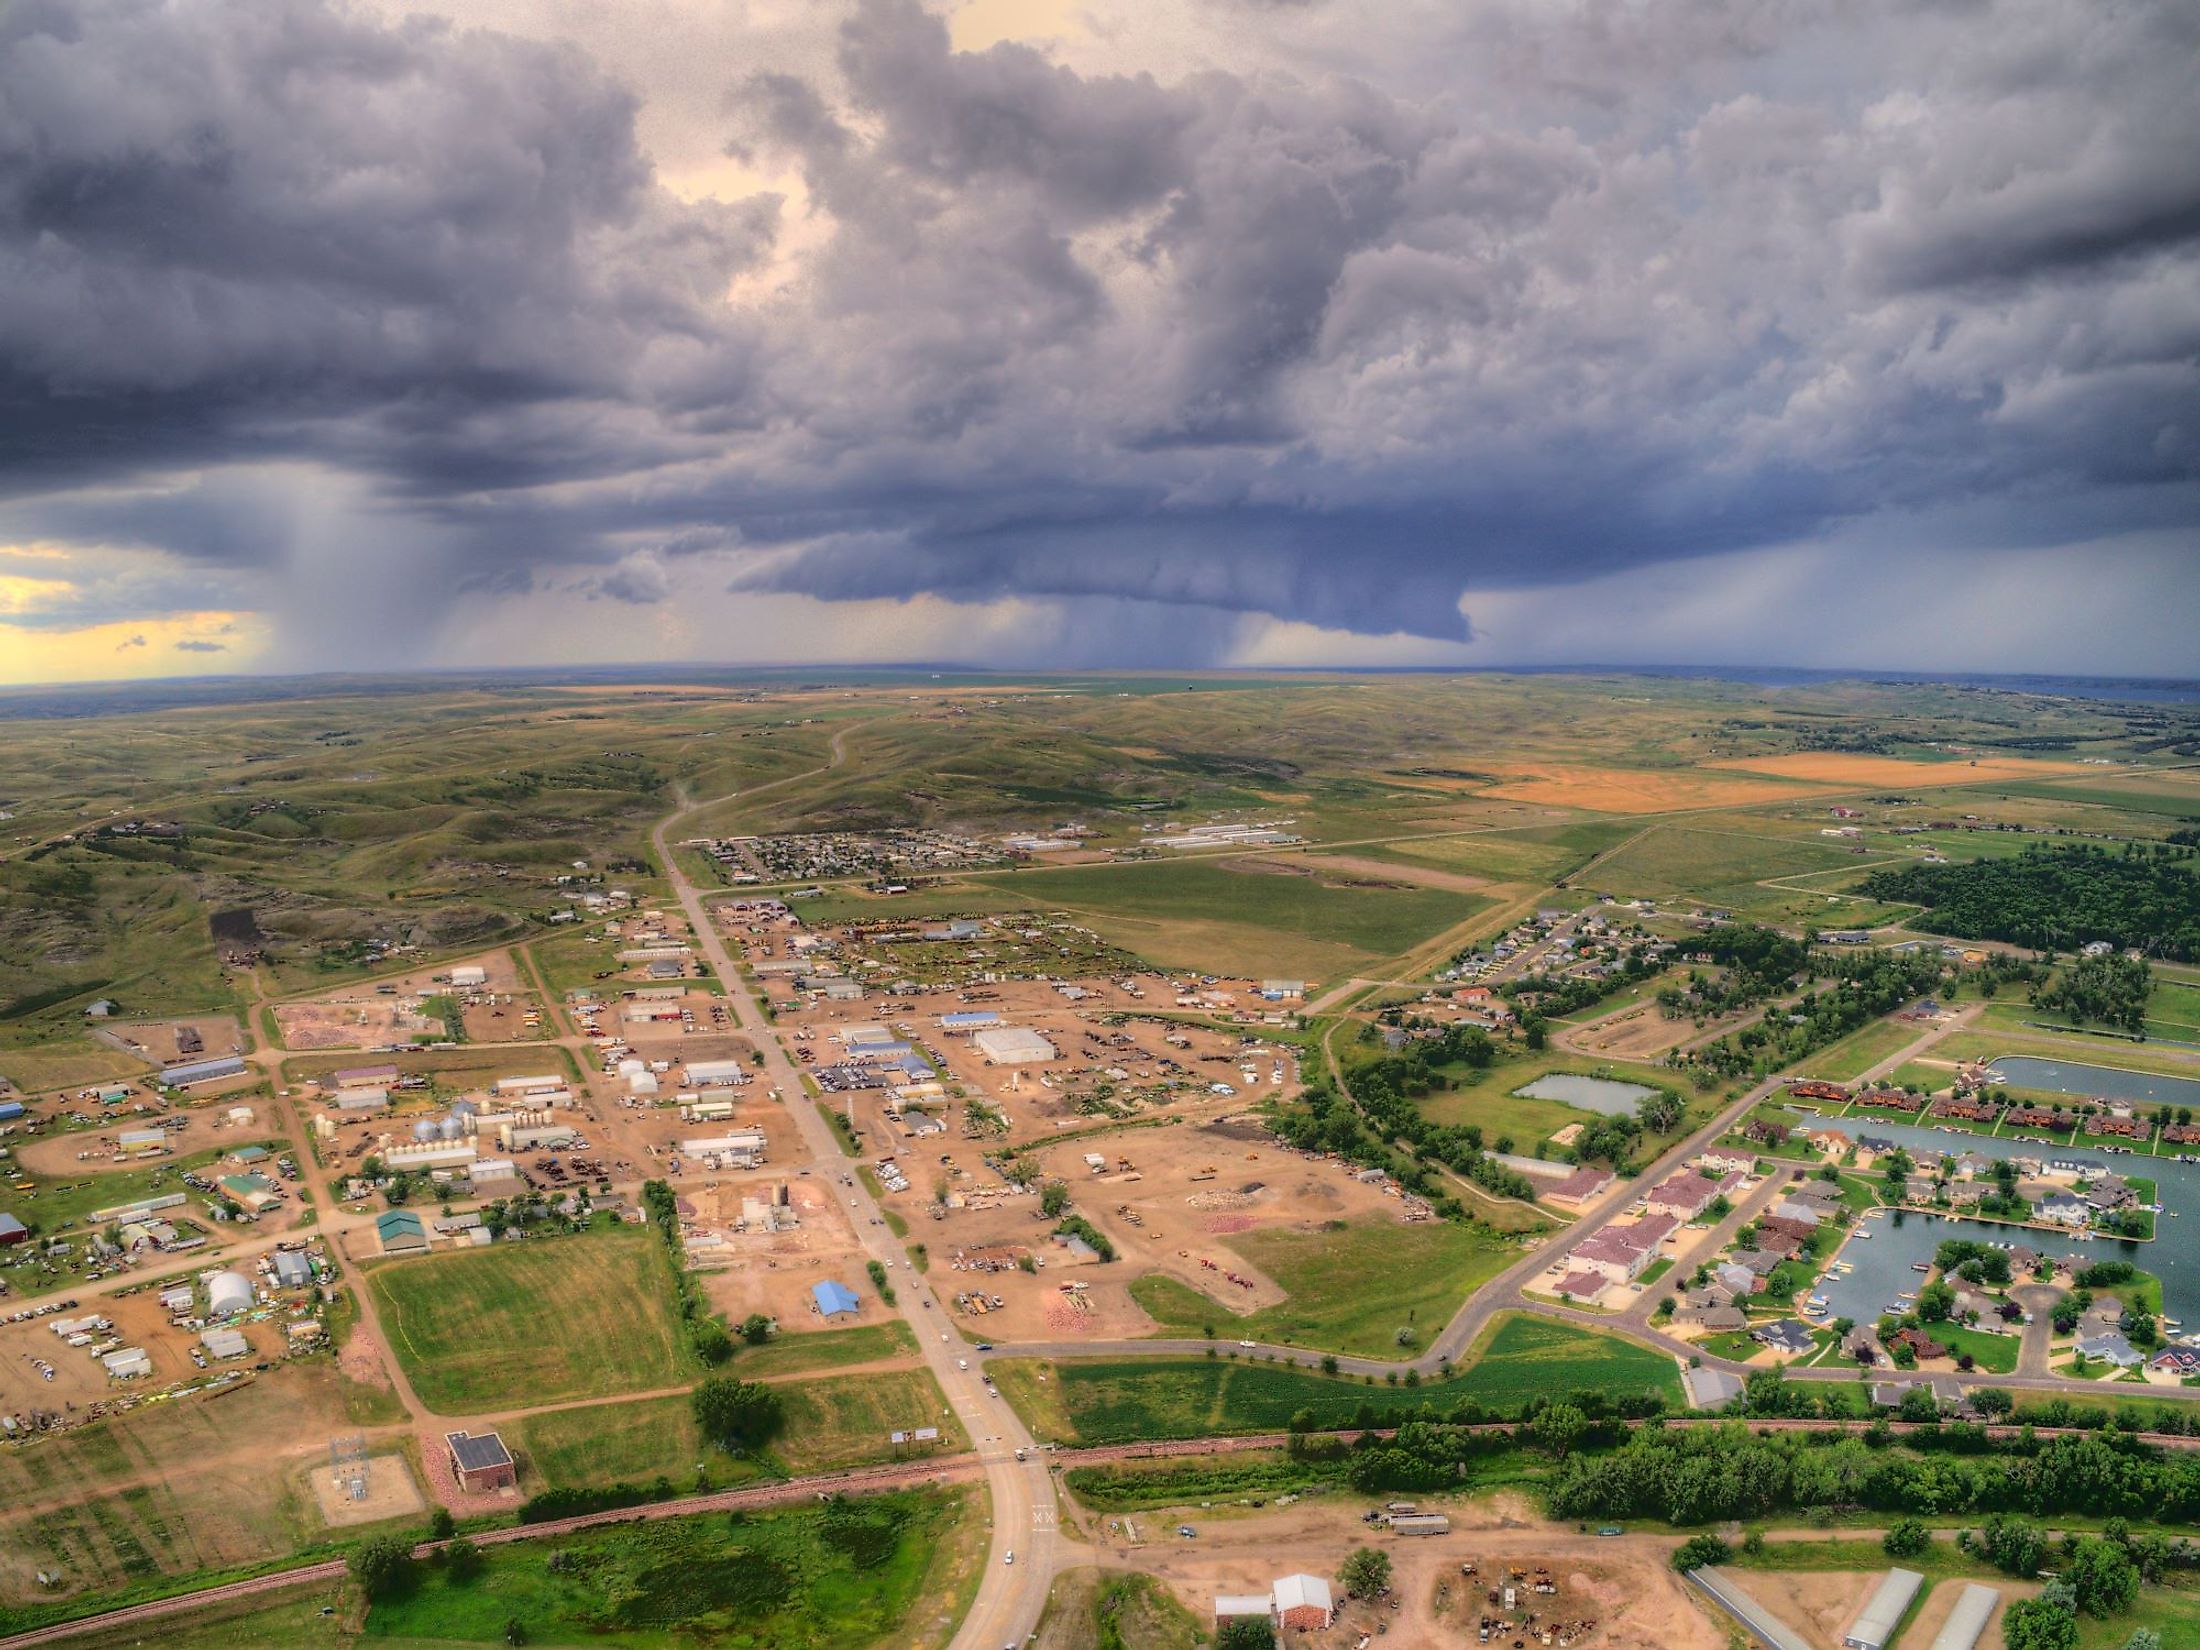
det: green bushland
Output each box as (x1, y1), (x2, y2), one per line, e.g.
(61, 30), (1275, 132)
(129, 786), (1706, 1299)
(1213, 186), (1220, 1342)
(994, 1315), (1680, 1446)
(1863, 843), (2200, 960)
(367, 1490), (972, 1648)
(1128, 1220), (1516, 1357)
(365, 1228), (691, 1411)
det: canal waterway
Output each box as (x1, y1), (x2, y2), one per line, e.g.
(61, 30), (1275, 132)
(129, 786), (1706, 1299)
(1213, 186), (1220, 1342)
(1794, 1110), (2198, 1329)
(1983, 1055), (2200, 1111)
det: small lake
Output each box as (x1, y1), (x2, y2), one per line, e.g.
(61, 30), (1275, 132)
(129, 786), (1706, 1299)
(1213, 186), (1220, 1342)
(1514, 1074), (1657, 1116)
(1984, 1055), (2200, 1111)
(1797, 1110), (2198, 1329)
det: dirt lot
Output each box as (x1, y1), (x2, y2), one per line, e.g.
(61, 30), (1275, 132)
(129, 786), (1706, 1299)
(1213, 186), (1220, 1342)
(1708, 753), (2092, 788)
(95, 1016), (246, 1068)
(1701, 1567), (1879, 1649)
(276, 949), (546, 1049)
(0, 1246), (327, 1418)
(688, 1177), (881, 1333)
(1090, 1497), (1724, 1650)
(1561, 1000), (1700, 1060)
(1479, 763), (1813, 813)
(1295, 853), (1492, 894)
(307, 1450), (424, 1527)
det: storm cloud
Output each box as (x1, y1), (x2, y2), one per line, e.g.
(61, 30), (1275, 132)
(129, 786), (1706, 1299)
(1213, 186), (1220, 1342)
(1, 0), (2195, 672)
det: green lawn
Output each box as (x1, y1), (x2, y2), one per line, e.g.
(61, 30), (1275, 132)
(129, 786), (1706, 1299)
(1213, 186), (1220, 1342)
(994, 1314), (1681, 1445)
(734, 1319), (917, 1378)
(1931, 1320), (2020, 1374)
(365, 1229), (691, 1412)
(362, 1491), (975, 1649)
(1805, 1018), (1921, 1083)
(1410, 1048), (1706, 1156)
(1128, 1219), (1518, 1356)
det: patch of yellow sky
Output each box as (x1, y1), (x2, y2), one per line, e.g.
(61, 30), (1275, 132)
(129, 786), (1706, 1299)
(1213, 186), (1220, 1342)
(0, 570), (260, 684)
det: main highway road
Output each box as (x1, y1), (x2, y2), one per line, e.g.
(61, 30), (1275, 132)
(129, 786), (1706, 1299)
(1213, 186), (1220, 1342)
(654, 770), (1061, 1650)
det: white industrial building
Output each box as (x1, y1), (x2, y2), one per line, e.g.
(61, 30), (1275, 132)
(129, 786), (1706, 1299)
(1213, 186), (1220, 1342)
(500, 1123), (576, 1152)
(1844, 1569), (1924, 1650)
(205, 1271), (254, 1317)
(684, 1059), (750, 1087)
(337, 1087), (391, 1112)
(103, 1347), (153, 1379)
(201, 1325), (250, 1360)
(680, 1131), (767, 1168)
(468, 1157), (518, 1183)
(681, 1096), (738, 1123)
(971, 1026), (1057, 1065)
(1927, 1584), (2000, 1650)
(449, 964), (488, 988)
(494, 1075), (566, 1095)
(384, 1140), (479, 1172)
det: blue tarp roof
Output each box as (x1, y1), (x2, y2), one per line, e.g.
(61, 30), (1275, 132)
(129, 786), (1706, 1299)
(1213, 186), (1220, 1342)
(812, 1280), (861, 1317)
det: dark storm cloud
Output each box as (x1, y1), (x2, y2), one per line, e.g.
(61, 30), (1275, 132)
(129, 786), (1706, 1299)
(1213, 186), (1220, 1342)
(3, 0), (2196, 650)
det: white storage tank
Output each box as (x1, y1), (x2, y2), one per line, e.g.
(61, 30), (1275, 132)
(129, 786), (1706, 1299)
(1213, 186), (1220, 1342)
(412, 1118), (438, 1142)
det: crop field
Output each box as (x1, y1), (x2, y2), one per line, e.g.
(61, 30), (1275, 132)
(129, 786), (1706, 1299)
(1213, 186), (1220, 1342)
(1128, 1218), (1518, 1355)
(365, 1229), (691, 1412)
(1359, 819), (1638, 886)
(360, 1490), (979, 1650)
(1479, 762), (1816, 813)
(993, 1315), (1681, 1445)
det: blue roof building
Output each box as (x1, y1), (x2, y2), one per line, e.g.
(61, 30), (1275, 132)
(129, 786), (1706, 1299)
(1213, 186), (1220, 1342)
(812, 1280), (861, 1318)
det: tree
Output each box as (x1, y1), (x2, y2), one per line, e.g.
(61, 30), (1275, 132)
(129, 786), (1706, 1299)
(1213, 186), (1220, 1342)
(1917, 1279), (1956, 1322)
(426, 1506), (455, 1541)
(1978, 1514), (2047, 1578)
(691, 1376), (784, 1452)
(1672, 1533), (1731, 1571)
(690, 1319), (734, 1365)
(2066, 1537), (2140, 1617)
(1971, 1386), (2014, 1419)
(740, 1313), (774, 1346)
(1339, 1547), (1392, 1597)
(2121, 1631), (2161, 1650)
(347, 1533), (417, 1599)
(1216, 1618), (1276, 1650)
(504, 1619), (530, 1647)
(1884, 1518), (1929, 1558)
(442, 1536), (483, 1582)
(1523, 1017), (1548, 1051)
(1039, 1181), (1069, 1219)
(1531, 1402), (1588, 1460)
(2003, 1594), (2079, 1650)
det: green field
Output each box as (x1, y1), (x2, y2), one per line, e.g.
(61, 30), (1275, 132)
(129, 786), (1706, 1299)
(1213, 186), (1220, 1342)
(1128, 1219), (1518, 1356)
(361, 1490), (976, 1650)
(733, 1319), (918, 1379)
(775, 1367), (966, 1473)
(504, 1364), (959, 1489)
(366, 1229), (691, 1412)
(1581, 824), (1906, 920)
(993, 1314), (1681, 1445)
(1805, 1018), (1922, 1083)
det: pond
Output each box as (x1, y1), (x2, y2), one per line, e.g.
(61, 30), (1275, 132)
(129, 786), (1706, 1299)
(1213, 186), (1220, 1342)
(1513, 1073), (1658, 1116)
(1984, 1055), (2200, 1111)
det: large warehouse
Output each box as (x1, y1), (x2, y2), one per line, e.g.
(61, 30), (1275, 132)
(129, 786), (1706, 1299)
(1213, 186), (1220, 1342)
(1844, 1569), (1923, 1650)
(971, 1026), (1057, 1065)
(1927, 1584), (2001, 1650)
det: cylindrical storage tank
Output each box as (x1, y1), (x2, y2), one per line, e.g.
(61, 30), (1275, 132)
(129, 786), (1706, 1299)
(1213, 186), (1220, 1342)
(412, 1119), (437, 1141)
(439, 1116), (463, 1140)
(206, 1271), (253, 1317)
(450, 1098), (477, 1118)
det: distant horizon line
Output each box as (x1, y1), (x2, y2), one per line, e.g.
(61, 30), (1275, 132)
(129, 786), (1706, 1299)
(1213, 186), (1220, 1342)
(3, 658), (2198, 706)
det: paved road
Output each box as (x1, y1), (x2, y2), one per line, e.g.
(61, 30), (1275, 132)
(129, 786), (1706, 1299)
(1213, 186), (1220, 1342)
(654, 746), (1061, 1650)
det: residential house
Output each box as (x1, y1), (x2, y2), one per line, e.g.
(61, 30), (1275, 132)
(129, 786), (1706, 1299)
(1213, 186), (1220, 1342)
(2037, 1192), (2091, 1227)
(1644, 1171), (1723, 1221)
(2077, 1331), (2142, 1368)
(2147, 1348), (2200, 1382)
(1754, 1320), (1815, 1357)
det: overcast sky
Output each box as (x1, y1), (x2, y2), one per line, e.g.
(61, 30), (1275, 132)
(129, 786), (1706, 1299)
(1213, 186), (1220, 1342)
(2, 0), (2195, 684)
